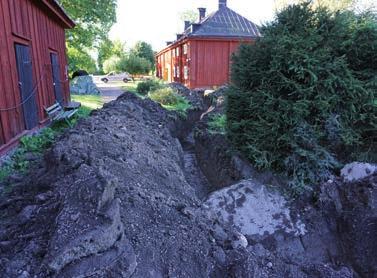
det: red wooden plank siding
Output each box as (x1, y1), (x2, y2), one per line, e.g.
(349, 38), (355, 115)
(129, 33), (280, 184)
(156, 38), (254, 89)
(0, 0), (73, 153)
(1, 0), (25, 142)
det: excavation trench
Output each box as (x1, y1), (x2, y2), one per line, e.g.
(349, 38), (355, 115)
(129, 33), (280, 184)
(174, 96), (377, 278)
(0, 91), (375, 277)
(180, 132), (211, 200)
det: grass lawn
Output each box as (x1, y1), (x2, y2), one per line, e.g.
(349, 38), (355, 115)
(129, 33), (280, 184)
(122, 81), (140, 93)
(71, 94), (104, 117)
(121, 81), (149, 99)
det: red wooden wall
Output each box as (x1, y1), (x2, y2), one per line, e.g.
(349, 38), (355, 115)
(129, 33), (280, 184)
(0, 0), (71, 152)
(188, 39), (244, 88)
(156, 38), (253, 89)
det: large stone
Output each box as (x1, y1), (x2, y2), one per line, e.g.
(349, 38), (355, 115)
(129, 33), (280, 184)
(341, 162), (377, 182)
(201, 180), (306, 240)
(70, 75), (100, 95)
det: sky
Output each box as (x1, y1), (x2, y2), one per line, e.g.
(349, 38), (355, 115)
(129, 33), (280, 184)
(109, 0), (277, 52)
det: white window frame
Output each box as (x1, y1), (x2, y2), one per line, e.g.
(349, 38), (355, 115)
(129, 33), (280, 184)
(184, 66), (189, 80)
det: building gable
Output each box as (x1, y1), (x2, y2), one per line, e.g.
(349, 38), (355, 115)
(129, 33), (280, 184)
(189, 6), (261, 38)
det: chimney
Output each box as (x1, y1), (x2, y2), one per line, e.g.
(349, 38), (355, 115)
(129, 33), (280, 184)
(184, 20), (190, 30)
(191, 24), (201, 33)
(198, 7), (206, 22)
(219, 0), (227, 9)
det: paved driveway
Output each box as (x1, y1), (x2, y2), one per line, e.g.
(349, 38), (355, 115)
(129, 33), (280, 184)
(96, 82), (124, 103)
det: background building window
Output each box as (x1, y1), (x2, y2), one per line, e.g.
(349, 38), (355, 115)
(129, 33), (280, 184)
(184, 66), (189, 80)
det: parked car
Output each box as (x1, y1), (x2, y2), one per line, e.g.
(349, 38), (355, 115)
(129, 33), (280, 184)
(101, 72), (133, 83)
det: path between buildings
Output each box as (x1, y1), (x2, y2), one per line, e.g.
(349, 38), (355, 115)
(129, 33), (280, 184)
(96, 82), (124, 103)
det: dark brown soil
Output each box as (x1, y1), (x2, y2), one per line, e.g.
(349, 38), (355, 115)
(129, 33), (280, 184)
(0, 90), (375, 278)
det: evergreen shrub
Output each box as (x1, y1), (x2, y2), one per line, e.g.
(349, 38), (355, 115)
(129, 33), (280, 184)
(226, 3), (377, 193)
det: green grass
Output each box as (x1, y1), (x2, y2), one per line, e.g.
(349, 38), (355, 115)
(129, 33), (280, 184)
(71, 94), (104, 118)
(122, 81), (139, 93)
(72, 94), (104, 110)
(208, 114), (227, 135)
(121, 81), (148, 98)
(163, 101), (192, 116)
(0, 95), (103, 186)
(0, 128), (58, 185)
(148, 87), (192, 117)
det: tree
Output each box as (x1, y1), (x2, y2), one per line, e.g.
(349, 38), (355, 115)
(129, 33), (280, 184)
(275, 0), (376, 11)
(97, 39), (126, 73)
(58, 0), (117, 49)
(179, 9), (198, 23)
(67, 46), (97, 75)
(97, 38), (115, 74)
(57, 0), (117, 73)
(103, 55), (121, 74)
(130, 41), (155, 68)
(227, 3), (377, 193)
(103, 54), (152, 75)
(118, 55), (152, 75)
(112, 39), (127, 57)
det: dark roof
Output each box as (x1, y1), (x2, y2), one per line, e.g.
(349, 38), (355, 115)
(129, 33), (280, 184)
(40, 0), (75, 28)
(185, 6), (261, 39)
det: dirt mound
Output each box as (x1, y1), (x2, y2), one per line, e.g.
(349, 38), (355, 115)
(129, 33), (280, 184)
(320, 172), (377, 277)
(0, 90), (374, 277)
(0, 93), (218, 277)
(168, 82), (205, 110)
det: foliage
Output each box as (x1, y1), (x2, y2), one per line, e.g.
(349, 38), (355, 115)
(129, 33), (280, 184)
(103, 55), (122, 74)
(58, 0), (117, 49)
(111, 39), (127, 57)
(284, 123), (341, 194)
(137, 79), (164, 95)
(149, 87), (191, 115)
(208, 114), (227, 135)
(103, 54), (152, 75)
(149, 88), (181, 106)
(179, 9), (198, 23)
(58, 0), (117, 74)
(131, 41), (155, 68)
(226, 3), (377, 193)
(67, 46), (97, 75)
(122, 81), (140, 94)
(118, 54), (152, 75)
(274, 0), (365, 12)
(97, 39), (127, 74)
(0, 95), (102, 184)
(0, 128), (58, 182)
(97, 38), (114, 74)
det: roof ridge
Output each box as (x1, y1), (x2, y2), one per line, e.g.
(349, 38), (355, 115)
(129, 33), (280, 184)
(189, 5), (261, 38)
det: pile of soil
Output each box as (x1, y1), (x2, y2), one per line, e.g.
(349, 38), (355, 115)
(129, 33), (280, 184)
(0, 89), (375, 277)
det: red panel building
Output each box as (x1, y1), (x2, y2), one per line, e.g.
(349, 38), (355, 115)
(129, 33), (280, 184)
(0, 0), (75, 154)
(156, 0), (261, 89)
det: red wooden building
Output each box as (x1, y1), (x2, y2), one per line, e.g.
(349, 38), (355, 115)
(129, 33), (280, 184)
(156, 0), (261, 89)
(0, 0), (75, 154)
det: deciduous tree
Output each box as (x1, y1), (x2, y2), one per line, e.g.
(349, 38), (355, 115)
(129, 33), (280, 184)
(57, 0), (117, 73)
(58, 0), (117, 49)
(130, 41), (155, 68)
